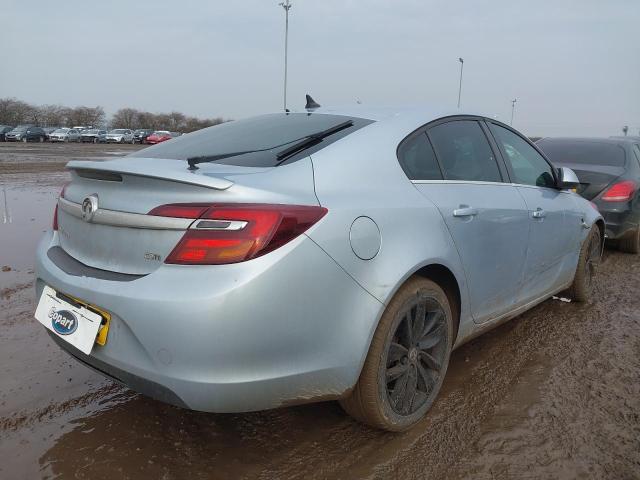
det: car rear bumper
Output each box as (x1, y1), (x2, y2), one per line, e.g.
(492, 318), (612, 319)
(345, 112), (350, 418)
(594, 201), (639, 239)
(35, 230), (382, 412)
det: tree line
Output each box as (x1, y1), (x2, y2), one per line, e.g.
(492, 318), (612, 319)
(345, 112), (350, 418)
(110, 108), (225, 132)
(0, 98), (226, 133)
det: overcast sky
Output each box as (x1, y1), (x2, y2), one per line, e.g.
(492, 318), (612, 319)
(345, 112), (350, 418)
(1, 0), (638, 136)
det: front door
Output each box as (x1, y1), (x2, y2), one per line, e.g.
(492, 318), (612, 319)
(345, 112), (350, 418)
(488, 122), (580, 303)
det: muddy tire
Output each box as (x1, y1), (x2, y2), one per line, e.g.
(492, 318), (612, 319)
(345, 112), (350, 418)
(340, 277), (453, 431)
(618, 227), (640, 254)
(568, 227), (601, 302)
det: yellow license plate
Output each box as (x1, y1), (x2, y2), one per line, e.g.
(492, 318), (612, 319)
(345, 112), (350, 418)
(64, 293), (111, 346)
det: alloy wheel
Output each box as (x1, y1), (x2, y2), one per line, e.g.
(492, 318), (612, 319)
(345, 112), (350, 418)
(384, 294), (448, 416)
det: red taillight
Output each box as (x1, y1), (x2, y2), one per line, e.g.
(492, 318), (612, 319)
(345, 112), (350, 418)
(148, 204), (211, 219)
(152, 203), (328, 265)
(601, 180), (636, 202)
(53, 204), (59, 230)
(53, 183), (69, 231)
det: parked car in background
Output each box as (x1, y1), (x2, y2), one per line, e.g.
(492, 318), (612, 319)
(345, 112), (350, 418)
(35, 106), (603, 431)
(145, 130), (173, 144)
(81, 129), (107, 143)
(5, 125), (46, 142)
(537, 137), (640, 253)
(106, 129), (134, 143)
(73, 126), (92, 133)
(49, 128), (82, 143)
(43, 127), (59, 141)
(0, 125), (14, 141)
(132, 129), (154, 144)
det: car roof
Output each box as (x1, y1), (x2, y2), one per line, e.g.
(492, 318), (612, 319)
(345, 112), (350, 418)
(282, 104), (503, 140)
(305, 104), (488, 123)
(538, 137), (634, 147)
(610, 135), (640, 142)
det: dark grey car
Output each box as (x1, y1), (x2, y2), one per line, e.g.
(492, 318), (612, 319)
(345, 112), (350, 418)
(0, 125), (14, 141)
(5, 125), (46, 142)
(537, 137), (640, 252)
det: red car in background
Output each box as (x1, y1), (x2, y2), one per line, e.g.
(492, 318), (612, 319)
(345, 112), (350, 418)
(145, 131), (173, 145)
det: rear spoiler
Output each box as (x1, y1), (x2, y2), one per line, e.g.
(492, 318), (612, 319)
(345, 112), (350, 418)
(66, 158), (234, 190)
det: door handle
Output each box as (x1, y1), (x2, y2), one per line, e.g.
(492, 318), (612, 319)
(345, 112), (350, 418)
(532, 208), (546, 219)
(453, 206), (478, 217)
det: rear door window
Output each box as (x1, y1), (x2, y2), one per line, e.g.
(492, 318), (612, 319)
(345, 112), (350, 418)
(490, 123), (556, 188)
(427, 120), (502, 182)
(397, 132), (443, 180)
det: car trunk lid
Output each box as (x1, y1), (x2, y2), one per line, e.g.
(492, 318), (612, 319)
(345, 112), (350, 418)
(56, 157), (317, 274)
(554, 161), (625, 200)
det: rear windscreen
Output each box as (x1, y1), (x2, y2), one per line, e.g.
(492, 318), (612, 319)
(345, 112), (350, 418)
(129, 113), (374, 167)
(537, 140), (626, 167)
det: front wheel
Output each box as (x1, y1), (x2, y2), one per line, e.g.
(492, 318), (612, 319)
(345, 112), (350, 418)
(339, 277), (453, 431)
(568, 227), (601, 302)
(22, 137), (27, 143)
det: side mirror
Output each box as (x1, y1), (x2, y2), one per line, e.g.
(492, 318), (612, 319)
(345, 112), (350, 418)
(557, 167), (580, 190)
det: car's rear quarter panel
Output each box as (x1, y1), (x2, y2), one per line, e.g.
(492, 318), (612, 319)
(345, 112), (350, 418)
(307, 119), (472, 348)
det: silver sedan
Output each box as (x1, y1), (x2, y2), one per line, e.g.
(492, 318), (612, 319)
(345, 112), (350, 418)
(49, 127), (81, 143)
(105, 129), (134, 143)
(34, 105), (603, 431)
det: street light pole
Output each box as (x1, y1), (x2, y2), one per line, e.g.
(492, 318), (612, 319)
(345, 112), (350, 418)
(457, 57), (464, 109)
(511, 98), (517, 126)
(279, 0), (292, 112)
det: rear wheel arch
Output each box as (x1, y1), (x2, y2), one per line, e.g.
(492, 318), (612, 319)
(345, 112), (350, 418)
(594, 219), (605, 247)
(377, 263), (462, 345)
(412, 264), (461, 343)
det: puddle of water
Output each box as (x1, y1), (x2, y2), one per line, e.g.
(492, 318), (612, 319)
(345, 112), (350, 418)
(0, 178), (67, 273)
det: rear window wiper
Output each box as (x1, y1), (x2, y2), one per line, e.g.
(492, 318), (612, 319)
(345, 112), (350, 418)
(186, 120), (354, 170)
(188, 150), (258, 170)
(274, 120), (354, 165)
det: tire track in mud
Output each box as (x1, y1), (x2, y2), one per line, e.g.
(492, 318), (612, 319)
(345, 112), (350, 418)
(0, 384), (129, 433)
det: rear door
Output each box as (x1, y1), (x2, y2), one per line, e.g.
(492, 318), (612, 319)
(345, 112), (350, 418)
(488, 122), (581, 302)
(406, 118), (530, 323)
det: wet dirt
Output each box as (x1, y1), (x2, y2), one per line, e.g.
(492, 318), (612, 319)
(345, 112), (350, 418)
(1, 144), (639, 479)
(0, 142), (143, 174)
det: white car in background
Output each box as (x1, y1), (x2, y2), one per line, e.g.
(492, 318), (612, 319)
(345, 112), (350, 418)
(49, 128), (82, 143)
(106, 129), (134, 144)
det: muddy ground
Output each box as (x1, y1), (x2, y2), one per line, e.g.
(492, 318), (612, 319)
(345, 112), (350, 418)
(0, 143), (639, 479)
